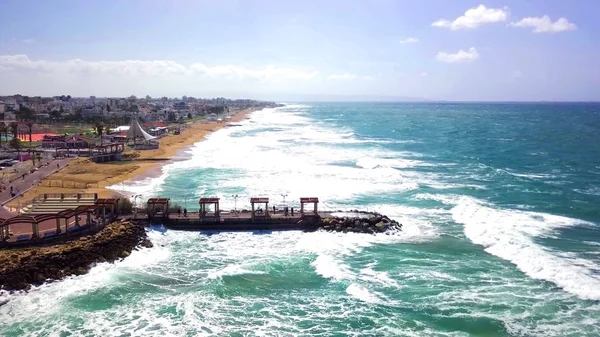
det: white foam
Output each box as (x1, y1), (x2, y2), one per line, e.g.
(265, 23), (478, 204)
(452, 196), (600, 301)
(345, 283), (383, 304)
(311, 254), (354, 280)
(207, 264), (266, 280)
(110, 106), (442, 207)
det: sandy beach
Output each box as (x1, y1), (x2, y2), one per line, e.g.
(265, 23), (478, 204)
(5, 108), (258, 208)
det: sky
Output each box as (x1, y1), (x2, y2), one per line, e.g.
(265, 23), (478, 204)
(0, 0), (598, 101)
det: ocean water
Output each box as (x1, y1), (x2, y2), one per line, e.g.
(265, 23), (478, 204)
(2, 102), (600, 336)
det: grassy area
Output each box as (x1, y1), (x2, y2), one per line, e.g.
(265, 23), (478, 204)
(54, 125), (94, 135)
(183, 116), (207, 124)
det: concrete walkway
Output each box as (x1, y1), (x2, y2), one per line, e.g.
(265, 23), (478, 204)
(0, 158), (72, 219)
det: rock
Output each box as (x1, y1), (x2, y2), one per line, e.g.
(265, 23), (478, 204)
(119, 250), (131, 258)
(35, 273), (46, 283)
(0, 221), (150, 291)
(140, 240), (153, 248)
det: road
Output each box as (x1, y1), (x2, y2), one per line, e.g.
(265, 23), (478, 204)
(0, 158), (72, 219)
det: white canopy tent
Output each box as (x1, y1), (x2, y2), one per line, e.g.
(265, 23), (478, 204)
(126, 118), (156, 142)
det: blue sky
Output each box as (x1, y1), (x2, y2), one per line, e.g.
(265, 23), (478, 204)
(0, 0), (598, 101)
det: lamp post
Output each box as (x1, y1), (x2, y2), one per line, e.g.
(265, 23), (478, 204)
(281, 194), (288, 204)
(132, 194), (141, 219)
(182, 194), (190, 210)
(232, 194), (239, 215)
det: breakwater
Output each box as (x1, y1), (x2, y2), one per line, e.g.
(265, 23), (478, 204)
(142, 210), (402, 234)
(0, 220), (151, 291)
(316, 211), (402, 234)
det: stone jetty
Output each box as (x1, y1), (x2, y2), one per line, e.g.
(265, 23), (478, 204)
(312, 211), (402, 234)
(0, 220), (152, 291)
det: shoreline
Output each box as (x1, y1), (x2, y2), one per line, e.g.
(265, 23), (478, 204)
(6, 107), (261, 207)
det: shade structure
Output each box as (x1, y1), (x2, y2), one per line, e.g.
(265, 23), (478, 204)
(126, 117), (156, 141)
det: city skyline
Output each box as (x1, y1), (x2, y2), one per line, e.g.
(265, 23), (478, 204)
(0, 0), (598, 101)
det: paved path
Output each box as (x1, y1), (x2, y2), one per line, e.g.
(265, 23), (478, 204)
(0, 158), (72, 219)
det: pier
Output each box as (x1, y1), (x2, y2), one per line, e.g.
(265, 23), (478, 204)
(145, 197), (326, 231)
(1, 195), (401, 248)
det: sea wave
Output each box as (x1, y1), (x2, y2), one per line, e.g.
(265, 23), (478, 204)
(451, 196), (600, 301)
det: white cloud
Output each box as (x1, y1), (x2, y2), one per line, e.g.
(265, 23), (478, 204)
(399, 37), (419, 44)
(327, 73), (356, 80)
(0, 54), (318, 81)
(436, 47), (480, 63)
(510, 15), (576, 33)
(362, 75), (375, 81)
(420, 72), (428, 77)
(22, 38), (35, 43)
(432, 5), (508, 30)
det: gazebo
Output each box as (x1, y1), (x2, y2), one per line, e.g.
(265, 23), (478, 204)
(250, 197), (270, 220)
(72, 205), (102, 229)
(56, 206), (100, 233)
(147, 198), (170, 219)
(0, 214), (60, 241)
(300, 197), (319, 216)
(95, 198), (120, 217)
(199, 197), (220, 219)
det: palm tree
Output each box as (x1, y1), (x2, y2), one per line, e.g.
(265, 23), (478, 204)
(0, 124), (6, 147)
(8, 122), (19, 157)
(9, 122), (18, 140)
(25, 121), (34, 164)
(94, 123), (104, 147)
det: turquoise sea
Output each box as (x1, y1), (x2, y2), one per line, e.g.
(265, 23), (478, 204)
(1, 102), (600, 336)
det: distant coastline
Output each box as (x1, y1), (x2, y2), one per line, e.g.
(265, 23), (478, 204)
(6, 107), (265, 207)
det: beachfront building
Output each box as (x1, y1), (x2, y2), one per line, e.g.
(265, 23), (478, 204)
(41, 135), (92, 149)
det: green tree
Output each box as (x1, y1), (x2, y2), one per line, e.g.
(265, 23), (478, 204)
(9, 122), (18, 140)
(16, 106), (36, 121)
(0, 124), (6, 147)
(9, 137), (21, 156)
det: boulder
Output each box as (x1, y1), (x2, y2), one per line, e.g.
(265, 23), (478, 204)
(35, 273), (46, 283)
(0, 221), (152, 291)
(140, 240), (154, 248)
(119, 250), (131, 258)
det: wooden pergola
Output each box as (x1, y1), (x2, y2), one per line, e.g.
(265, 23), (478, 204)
(0, 214), (61, 241)
(250, 197), (270, 220)
(300, 197), (319, 216)
(95, 198), (120, 215)
(147, 198), (170, 219)
(199, 197), (220, 219)
(0, 205), (104, 242)
(0, 218), (6, 241)
(56, 205), (101, 233)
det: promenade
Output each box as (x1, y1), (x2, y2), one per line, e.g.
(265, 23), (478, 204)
(0, 158), (71, 218)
